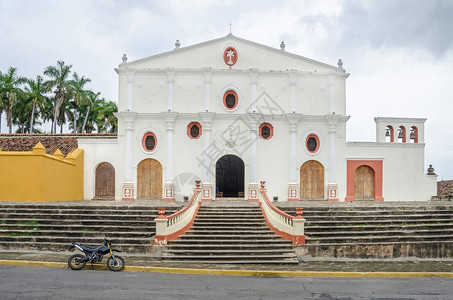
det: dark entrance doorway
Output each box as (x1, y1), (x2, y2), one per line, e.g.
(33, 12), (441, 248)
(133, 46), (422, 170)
(215, 155), (244, 197)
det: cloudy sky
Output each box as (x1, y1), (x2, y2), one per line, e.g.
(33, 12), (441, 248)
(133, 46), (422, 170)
(1, 0), (452, 180)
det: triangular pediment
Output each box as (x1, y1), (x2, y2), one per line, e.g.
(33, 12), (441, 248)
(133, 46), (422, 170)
(121, 34), (343, 74)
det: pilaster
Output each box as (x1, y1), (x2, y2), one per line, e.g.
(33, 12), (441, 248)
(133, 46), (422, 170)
(199, 112), (216, 188)
(120, 112), (137, 201)
(203, 68), (212, 111)
(167, 69), (175, 111)
(161, 111), (178, 201)
(286, 113), (302, 201)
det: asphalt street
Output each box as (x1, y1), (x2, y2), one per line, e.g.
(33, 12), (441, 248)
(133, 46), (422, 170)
(1, 265), (452, 300)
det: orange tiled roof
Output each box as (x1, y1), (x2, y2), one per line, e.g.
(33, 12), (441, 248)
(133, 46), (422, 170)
(0, 133), (116, 156)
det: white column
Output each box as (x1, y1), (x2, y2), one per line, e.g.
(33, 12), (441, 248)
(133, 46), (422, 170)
(247, 113), (260, 202)
(204, 69), (211, 111)
(329, 76), (335, 114)
(326, 115), (339, 201)
(328, 123), (336, 183)
(199, 112), (215, 201)
(162, 112), (177, 201)
(167, 71), (175, 111)
(290, 72), (297, 113)
(121, 112), (136, 201)
(250, 71), (257, 112)
(127, 72), (134, 111)
(286, 114), (301, 201)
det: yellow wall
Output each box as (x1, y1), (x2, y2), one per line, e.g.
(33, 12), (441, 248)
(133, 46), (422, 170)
(0, 143), (84, 201)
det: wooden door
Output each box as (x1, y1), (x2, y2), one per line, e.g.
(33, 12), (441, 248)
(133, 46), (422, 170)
(354, 165), (375, 200)
(300, 160), (324, 200)
(95, 162), (115, 199)
(137, 159), (162, 199)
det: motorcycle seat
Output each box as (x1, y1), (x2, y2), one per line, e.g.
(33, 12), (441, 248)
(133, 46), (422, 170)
(77, 244), (103, 252)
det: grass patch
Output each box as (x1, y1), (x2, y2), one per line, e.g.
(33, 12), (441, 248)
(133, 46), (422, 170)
(80, 228), (97, 232)
(16, 221), (39, 225)
(0, 221), (5, 225)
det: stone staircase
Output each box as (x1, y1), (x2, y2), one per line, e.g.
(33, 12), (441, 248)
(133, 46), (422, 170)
(162, 202), (299, 264)
(0, 203), (180, 253)
(279, 203), (453, 258)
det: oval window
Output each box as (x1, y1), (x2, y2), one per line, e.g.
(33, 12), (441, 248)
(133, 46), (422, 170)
(187, 122), (202, 139)
(305, 134), (320, 154)
(142, 132), (157, 153)
(223, 90), (238, 110)
(259, 122), (273, 140)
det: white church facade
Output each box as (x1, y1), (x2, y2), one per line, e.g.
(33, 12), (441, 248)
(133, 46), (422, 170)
(78, 34), (437, 202)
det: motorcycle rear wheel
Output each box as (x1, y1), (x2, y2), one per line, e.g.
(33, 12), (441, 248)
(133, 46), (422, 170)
(68, 254), (87, 270)
(107, 255), (125, 272)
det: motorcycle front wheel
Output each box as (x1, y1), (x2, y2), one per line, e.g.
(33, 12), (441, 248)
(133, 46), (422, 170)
(107, 255), (125, 272)
(68, 254), (87, 270)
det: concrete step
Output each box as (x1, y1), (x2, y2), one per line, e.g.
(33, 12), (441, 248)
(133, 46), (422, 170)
(306, 234), (453, 244)
(162, 253), (297, 260)
(166, 244), (294, 250)
(0, 218), (153, 226)
(0, 224), (155, 232)
(0, 235), (152, 245)
(159, 260), (299, 264)
(0, 208), (179, 215)
(166, 249), (295, 254)
(175, 234), (283, 240)
(305, 218), (453, 226)
(0, 241), (151, 253)
(305, 223), (453, 232)
(0, 229), (154, 238)
(185, 229), (273, 235)
(168, 239), (292, 245)
(1, 213), (157, 221)
(305, 228), (453, 238)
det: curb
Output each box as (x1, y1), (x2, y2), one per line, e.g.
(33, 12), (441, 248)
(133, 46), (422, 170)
(1, 260), (453, 278)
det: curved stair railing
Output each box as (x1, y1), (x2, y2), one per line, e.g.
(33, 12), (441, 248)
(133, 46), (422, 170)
(258, 181), (306, 245)
(154, 184), (202, 246)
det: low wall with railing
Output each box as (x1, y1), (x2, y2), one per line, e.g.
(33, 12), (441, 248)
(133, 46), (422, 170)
(258, 181), (306, 245)
(154, 186), (202, 246)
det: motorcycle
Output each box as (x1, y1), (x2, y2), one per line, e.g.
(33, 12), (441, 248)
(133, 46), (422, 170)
(68, 239), (125, 272)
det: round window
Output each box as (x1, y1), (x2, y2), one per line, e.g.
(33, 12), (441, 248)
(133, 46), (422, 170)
(223, 90), (238, 111)
(142, 132), (157, 153)
(305, 134), (320, 154)
(187, 122), (202, 139)
(259, 122), (273, 140)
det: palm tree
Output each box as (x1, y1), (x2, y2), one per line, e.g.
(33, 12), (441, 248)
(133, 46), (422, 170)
(69, 72), (91, 133)
(80, 91), (101, 133)
(24, 75), (46, 133)
(0, 70), (4, 133)
(43, 61), (72, 134)
(0, 67), (27, 133)
(96, 100), (118, 133)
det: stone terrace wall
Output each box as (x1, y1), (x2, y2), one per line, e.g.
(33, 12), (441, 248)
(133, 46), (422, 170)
(438, 180), (453, 199)
(0, 134), (116, 156)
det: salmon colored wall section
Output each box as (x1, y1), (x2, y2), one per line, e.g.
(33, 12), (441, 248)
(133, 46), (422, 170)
(345, 160), (384, 202)
(0, 143), (84, 201)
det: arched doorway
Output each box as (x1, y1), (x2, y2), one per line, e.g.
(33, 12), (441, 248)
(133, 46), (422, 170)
(137, 158), (162, 200)
(354, 165), (375, 200)
(215, 155), (244, 198)
(300, 160), (324, 200)
(95, 162), (115, 199)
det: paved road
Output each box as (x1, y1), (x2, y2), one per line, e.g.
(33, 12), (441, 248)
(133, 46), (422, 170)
(1, 265), (452, 299)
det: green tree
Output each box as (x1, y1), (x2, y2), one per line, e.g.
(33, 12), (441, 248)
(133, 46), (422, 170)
(43, 61), (72, 134)
(69, 72), (91, 133)
(96, 100), (118, 133)
(0, 67), (27, 133)
(24, 75), (46, 133)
